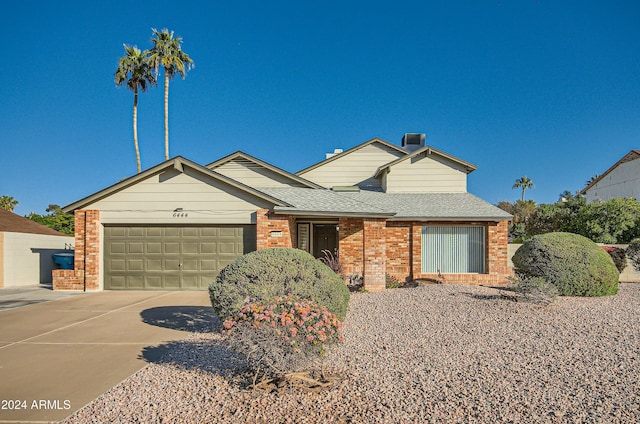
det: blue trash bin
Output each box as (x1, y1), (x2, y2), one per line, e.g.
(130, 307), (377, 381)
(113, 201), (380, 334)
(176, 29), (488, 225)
(53, 253), (74, 270)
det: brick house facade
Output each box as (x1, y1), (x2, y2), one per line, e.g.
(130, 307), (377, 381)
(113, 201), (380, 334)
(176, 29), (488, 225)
(56, 136), (513, 291)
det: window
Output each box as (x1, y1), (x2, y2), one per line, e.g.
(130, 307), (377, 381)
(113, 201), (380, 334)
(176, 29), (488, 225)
(421, 226), (485, 273)
(297, 223), (310, 252)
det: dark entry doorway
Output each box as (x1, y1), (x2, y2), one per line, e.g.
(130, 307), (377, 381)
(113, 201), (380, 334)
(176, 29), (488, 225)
(313, 224), (338, 258)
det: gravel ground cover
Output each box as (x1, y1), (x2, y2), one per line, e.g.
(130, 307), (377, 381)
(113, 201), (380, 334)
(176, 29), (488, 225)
(65, 283), (640, 423)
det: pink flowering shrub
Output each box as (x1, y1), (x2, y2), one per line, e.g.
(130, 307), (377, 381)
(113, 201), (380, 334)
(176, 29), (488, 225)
(222, 294), (344, 376)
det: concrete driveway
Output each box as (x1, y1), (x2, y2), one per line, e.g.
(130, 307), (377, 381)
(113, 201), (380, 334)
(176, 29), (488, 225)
(0, 290), (215, 423)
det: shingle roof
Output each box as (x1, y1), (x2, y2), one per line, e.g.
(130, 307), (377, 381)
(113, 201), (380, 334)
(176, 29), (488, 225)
(259, 188), (394, 218)
(259, 188), (512, 221)
(343, 191), (513, 221)
(0, 209), (68, 236)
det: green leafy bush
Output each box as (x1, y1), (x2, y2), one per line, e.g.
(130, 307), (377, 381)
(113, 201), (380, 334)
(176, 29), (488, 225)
(222, 295), (344, 377)
(209, 248), (350, 321)
(512, 232), (618, 296)
(627, 239), (640, 272)
(385, 274), (403, 289)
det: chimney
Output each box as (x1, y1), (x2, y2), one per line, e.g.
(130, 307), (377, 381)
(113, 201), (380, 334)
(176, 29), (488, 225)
(325, 148), (344, 159)
(401, 133), (426, 152)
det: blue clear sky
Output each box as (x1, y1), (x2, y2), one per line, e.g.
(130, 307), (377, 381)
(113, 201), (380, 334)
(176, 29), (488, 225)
(2, 1), (639, 216)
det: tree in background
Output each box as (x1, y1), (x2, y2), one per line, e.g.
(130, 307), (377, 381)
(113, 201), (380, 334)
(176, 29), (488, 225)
(512, 176), (535, 202)
(26, 205), (74, 236)
(115, 45), (157, 173)
(149, 28), (194, 160)
(0, 195), (18, 211)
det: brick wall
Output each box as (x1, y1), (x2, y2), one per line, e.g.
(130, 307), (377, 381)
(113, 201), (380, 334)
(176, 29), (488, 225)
(52, 210), (100, 291)
(338, 217), (363, 278)
(405, 220), (512, 285)
(385, 222), (411, 281)
(256, 208), (294, 249)
(363, 218), (386, 291)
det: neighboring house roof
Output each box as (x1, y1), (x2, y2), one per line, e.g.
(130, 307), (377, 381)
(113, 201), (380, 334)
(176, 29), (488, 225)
(259, 187), (511, 221)
(374, 145), (477, 178)
(295, 137), (408, 175)
(63, 156), (291, 213)
(0, 209), (68, 236)
(205, 151), (324, 189)
(581, 150), (640, 194)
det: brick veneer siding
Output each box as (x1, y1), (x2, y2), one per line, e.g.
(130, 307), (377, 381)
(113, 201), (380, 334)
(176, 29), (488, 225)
(407, 220), (513, 285)
(338, 217), (364, 278)
(256, 208), (294, 249)
(363, 218), (386, 291)
(52, 210), (100, 290)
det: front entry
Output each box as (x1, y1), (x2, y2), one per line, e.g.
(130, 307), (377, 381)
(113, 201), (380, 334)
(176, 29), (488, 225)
(312, 224), (338, 258)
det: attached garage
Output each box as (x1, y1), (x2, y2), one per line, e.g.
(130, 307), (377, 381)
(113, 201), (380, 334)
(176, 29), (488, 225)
(104, 225), (256, 290)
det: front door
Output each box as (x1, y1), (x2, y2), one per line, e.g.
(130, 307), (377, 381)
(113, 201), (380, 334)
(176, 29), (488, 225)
(313, 224), (338, 258)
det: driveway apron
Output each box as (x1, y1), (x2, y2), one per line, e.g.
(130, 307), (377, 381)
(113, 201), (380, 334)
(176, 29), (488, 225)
(0, 291), (213, 423)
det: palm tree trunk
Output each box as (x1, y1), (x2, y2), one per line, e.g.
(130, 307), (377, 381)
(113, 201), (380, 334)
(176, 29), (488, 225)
(521, 188), (525, 202)
(133, 89), (141, 173)
(164, 72), (169, 160)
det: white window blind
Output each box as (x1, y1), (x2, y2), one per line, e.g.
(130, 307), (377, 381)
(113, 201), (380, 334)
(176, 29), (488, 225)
(421, 226), (485, 273)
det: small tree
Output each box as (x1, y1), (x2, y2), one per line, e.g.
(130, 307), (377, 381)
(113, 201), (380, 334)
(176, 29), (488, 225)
(26, 205), (74, 235)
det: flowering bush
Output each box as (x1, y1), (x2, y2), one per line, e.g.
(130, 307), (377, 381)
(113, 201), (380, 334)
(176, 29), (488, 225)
(601, 245), (627, 273)
(222, 295), (344, 378)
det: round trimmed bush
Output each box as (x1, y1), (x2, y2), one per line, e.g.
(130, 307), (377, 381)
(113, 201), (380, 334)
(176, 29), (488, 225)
(209, 248), (350, 321)
(512, 232), (618, 296)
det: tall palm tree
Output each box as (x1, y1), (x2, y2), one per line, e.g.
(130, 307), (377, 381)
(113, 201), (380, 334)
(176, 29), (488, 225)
(512, 176), (535, 202)
(115, 45), (156, 173)
(149, 28), (194, 160)
(0, 195), (18, 211)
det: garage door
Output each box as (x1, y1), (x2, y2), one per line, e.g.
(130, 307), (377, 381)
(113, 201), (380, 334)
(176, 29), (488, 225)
(104, 225), (256, 290)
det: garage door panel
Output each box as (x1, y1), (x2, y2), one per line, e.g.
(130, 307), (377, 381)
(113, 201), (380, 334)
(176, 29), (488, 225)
(182, 242), (199, 254)
(104, 225), (255, 290)
(165, 242), (180, 254)
(147, 242), (162, 254)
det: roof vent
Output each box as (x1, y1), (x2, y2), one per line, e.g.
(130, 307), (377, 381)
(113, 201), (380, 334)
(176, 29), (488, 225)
(325, 148), (344, 159)
(401, 133), (426, 152)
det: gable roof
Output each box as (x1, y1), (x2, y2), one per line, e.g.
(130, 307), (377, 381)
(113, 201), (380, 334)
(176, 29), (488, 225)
(206, 151), (324, 189)
(374, 145), (477, 178)
(0, 209), (68, 236)
(581, 150), (640, 194)
(62, 156), (291, 213)
(296, 137), (408, 175)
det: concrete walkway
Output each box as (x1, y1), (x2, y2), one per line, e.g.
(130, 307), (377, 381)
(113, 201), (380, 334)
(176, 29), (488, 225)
(0, 290), (215, 423)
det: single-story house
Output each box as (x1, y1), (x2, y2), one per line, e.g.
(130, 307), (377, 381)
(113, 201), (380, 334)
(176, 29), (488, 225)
(581, 150), (640, 203)
(54, 134), (512, 292)
(0, 209), (74, 288)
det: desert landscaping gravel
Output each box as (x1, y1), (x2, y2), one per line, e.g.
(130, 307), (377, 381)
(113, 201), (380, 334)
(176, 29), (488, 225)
(65, 283), (640, 423)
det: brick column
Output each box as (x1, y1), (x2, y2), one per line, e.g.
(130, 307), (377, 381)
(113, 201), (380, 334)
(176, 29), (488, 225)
(487, 220), (512, 277)
(256, 209), (293, 249)
(363, 218), (386, 292)
(53, 210), (100, 290)
(338, 217), (364, 279)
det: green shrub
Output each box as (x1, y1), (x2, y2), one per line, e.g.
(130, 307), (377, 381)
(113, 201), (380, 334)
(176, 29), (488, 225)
(209, 248), (350, 321)
(385, 274), (403, 289)
(507, 275), (558, 305)
(512, 232), (618, 296)
(627, 239), (640, 272)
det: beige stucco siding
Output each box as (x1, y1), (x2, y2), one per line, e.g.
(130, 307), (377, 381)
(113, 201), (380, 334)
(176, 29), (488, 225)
(86, 168), (275, 224)
(585, 158), (640, 203)
(383, 154), (467, 193)
(214, 158), (307, 188)
(299, 143), (405, 189)
(1, 231), (73, 286)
